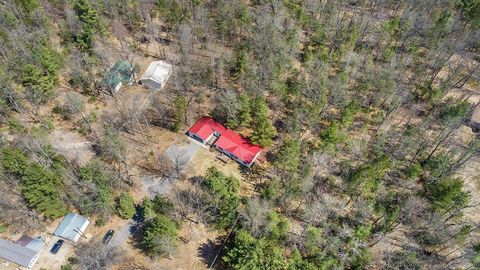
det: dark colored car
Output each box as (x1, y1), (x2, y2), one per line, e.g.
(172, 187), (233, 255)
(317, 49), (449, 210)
(102, 229), (115, 245)
(50, 239), (64, 254)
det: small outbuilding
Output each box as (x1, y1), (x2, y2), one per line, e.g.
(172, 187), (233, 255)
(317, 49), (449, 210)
(0, 237), (43, 269)
(100, 60), (135, 93)
(53, 213), (90, 243)
(140, 60), (173, 90)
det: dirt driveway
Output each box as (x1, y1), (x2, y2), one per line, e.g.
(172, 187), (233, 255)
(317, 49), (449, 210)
(32, 235), (73, 270)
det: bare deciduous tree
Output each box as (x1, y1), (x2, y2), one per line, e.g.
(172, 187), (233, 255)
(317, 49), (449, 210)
(73, 240), (126, 270)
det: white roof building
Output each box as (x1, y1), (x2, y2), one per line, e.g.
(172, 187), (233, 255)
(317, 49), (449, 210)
(53, 213), (90, 242)
(140, 61), (173, 91)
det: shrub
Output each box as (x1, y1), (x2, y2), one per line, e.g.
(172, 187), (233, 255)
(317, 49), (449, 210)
(116, 192), (136, 219)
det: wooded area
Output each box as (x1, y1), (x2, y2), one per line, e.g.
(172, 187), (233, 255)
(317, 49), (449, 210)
(0, 0), (479, 269)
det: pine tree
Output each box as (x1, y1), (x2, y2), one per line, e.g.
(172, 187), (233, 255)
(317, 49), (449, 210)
(143, 215), (179, 257)
(288, 248), (317, 270)
(116, 192), (136, 219)
(250, 97), (275, 147)
(232, 48), (248, 79)
(78, 160), (114, 216)
(346, 155), (391, 203)
(238, 94), (251, 127)
(203, 167), (240, 228)
(1, 148), (67, 219)
(458, 0), (480, 28)
(265, 211), (289, 242)
(1, 147), (29, 174)
(223, 230), (287, 270)
(21, 164), (67, 219)
(172, 94), (187, 132)
(73, 0), (100, 51)
(21, 42), (61, 104)
(274, 139), (301, 172)
(426, 177), (469, 214)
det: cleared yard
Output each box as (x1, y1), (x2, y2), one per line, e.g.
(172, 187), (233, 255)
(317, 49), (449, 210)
(50, 129), (94, 166)
(33, 236), (73, 270)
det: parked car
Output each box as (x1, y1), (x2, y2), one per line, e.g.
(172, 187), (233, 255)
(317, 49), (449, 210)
(50, 239), (64, 254)
(102, 229), (115, 244)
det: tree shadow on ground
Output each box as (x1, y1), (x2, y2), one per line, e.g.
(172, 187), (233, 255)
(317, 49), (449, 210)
(197, 236), (226, 269)
(129, 205), (147, 251)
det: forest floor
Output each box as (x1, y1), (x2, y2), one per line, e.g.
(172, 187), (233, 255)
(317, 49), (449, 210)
(50, 129), (94, 166)
(153, 222), (222, 270)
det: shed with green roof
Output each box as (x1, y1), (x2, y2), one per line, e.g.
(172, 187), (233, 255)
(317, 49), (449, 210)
(100, 60), (135, 93)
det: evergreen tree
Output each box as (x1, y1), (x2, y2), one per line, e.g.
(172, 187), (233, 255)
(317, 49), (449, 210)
(73, 0), (100, 51)
(1, 147), (67, 219)
(232, 48), (248, 79)
(319, 121), (341, 152)
(265, 211), (289, 242)
(250, 96), (275, 147)
(425, 177), (469, 214)
(346, 155), (391, 203)
(274, 139), (301, 172)
(78, 160), (115, 217)
(172, 94), (187, 132)
(21, 42), (61, 105)
(156, 0), (187, 26)
(237, 94), (251, 127)
(203, 167), (240, 228)
(21, 164), (67, 219)
(458, 0), (480, 28)
(116, 192), (136, 219)
(15, 0), (40, 12)
(223, 230), (287, 270)
(143, 214), (179, 257)
(1, 147), (28, 174)
(288, 248), (317, 270)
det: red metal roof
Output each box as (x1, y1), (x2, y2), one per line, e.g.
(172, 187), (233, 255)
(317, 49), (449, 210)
(215, 130), (262, 164)
(188, 117), (262, 165)
(188, 117), (227, 140)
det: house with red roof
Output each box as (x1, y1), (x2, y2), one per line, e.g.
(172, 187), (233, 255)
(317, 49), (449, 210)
(187, 117), (263, 167)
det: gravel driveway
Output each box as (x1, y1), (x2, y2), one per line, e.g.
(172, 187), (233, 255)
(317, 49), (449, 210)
(110, 221), (133, 247)
(164, 141), (201, 165)
(141, 141), (201, 197)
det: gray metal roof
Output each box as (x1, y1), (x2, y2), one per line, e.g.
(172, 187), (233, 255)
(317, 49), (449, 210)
(53, 213), (90, 242)
(0, 239), (38, 268)
(16, 235), (44, 253)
